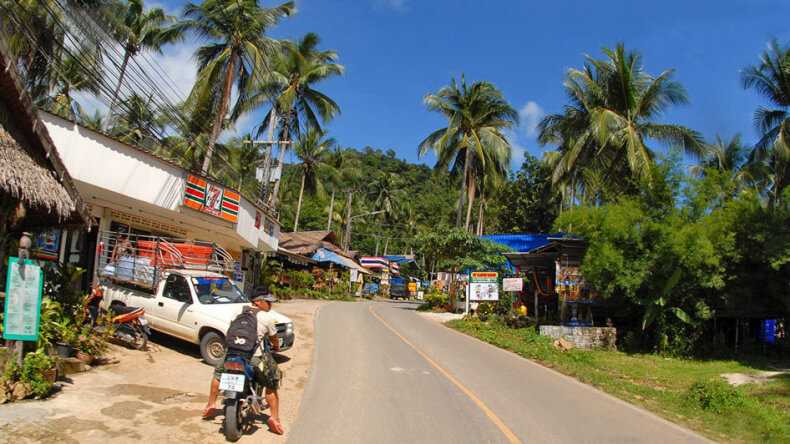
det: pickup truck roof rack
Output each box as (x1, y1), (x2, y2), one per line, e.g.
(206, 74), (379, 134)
(97, 230), (238, 290)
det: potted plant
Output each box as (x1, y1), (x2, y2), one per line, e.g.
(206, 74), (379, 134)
(54, 319), (77, 358)
(74, 325), (109, 364)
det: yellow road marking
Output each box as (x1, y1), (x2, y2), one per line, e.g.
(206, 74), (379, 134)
(368, 305), (522, 444)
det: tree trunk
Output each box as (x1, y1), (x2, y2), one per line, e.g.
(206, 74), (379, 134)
(342, 191), (353, 250)
(464, 174), (476, 232)
(476, 198), (485, 236)
(326, 190), (335, 230)
(456, 146), (472, 227)
(107, 49), (131, 127)
(383, 238), (389, 256)
(202, 53), (237, 175)
(293, 172), (306, 232)
(270, 115), (290, 207)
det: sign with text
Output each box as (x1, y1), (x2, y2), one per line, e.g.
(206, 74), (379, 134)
(502, 277), (524, 292)
(2, 257), (44, 341)
(183, 175), (240, 223)
(469, 271), (499, 301)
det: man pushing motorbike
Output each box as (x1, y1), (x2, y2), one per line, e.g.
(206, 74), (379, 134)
(202, 285), (285, 435)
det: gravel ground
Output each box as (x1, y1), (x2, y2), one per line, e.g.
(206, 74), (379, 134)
(0, 299), (327, 444)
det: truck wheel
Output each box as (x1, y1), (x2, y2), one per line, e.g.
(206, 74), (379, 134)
(200, 331), (225, 366)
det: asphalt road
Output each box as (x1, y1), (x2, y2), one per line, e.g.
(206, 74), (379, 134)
(288, 301), (711, 444)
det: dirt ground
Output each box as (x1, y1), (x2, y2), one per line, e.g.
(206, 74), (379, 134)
(0, 300), (327, 444)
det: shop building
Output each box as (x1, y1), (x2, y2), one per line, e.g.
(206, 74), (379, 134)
(37, 111), (280, 290)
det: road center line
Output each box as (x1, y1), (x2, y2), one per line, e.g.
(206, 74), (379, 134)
(368, 305), (522, 444)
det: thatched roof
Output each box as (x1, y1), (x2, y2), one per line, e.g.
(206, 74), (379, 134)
(0, 128), (77, 220)
(278, 230), (346, 257)
(0, 39), (89, 229)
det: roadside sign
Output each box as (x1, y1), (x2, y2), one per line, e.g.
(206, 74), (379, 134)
(469, 271), (499, 301)
(2, 257), (44, 341)
(502, 277), (523, 292)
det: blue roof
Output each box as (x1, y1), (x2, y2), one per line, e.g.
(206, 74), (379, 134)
(481, 233), (562, 253)
(383, 255), (415, 264)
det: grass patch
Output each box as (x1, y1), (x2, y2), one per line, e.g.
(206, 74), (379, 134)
(447, 317), (790, 443)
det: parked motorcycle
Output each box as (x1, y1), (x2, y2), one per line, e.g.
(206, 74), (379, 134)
(220, 345), (266, 442)
(85, 284), (150, 350)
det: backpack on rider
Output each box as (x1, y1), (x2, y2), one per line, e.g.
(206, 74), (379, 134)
(225, 307), (258, 356)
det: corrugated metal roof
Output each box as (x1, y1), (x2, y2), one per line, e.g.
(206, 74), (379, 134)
(481, 233), (563, 253)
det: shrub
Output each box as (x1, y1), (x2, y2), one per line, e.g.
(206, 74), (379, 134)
(418, 289), (449, 311)
(21, 352), (56, 398)
(477, 302), (494, 320)
(685, 380), (745, 413)
(495, 290), (515, 316)
(3, 351), (57, 399)
(286, 270), (315, 289)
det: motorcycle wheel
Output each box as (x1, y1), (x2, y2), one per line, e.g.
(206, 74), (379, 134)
(131, 323), (148, 351)
(224, 401), (243, 442)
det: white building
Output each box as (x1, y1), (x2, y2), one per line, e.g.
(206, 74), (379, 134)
(39, 111), (279, 289)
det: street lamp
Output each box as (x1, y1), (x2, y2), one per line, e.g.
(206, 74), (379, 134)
(343, 210), (385, 251)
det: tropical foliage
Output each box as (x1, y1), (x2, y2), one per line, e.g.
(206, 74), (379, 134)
(419, 77), (517, 230)
(538, 44), (703, 204)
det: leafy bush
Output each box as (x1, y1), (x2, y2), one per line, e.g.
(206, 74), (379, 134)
(42, 262), (86, 312)
(285, 270), (315, 289)
(476, 302), (494, 320)
(418, 289), (449, 311)
(504, 314), (536, 329)
(3, 351), (57, 399)
(495, 289), (516, 316)
(21, 352), (56, 398)
(685, 380), (745, 413)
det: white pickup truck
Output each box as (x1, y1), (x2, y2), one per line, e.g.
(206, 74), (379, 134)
(101, 269), (294, 366)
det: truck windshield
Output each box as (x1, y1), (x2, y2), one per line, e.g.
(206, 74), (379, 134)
(192, 277), (249, 304)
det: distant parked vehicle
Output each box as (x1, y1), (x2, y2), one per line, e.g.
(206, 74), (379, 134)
(390, 277), (408, 300)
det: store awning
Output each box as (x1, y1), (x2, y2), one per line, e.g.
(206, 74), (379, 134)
(312, 248), (370, 274)
(277, 247), (317, 266)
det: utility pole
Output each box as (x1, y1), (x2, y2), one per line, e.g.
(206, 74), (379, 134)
(344, 207), (385, 252)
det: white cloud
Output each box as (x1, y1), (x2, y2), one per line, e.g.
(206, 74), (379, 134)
(505, 129), (527, 170)
(151, 42), (199, 104)
(518, 100), (544, 137)
(373, 0), (409, 12)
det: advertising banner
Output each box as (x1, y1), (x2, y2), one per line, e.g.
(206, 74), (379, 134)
(502, 277), (523, 292)
(469, 271), (499, 301)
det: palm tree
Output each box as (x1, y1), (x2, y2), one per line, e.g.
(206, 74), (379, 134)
(110, 93), (165, 148)
(538, 44), (703, 202)
(238, 32), (344, 205)
(690, 134), (747, 178)
(368, 172), (404, 220)
(79, 109), (107, 131)
(43, 45), (102, 120)
(419, 76), (517, 230)
(182, 0), (295, 175)
(741, 38), (790, 206)
(108, 0), (184, 120)
(292, 129), (335, 232)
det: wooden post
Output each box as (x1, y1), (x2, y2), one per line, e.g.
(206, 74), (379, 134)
(15, 232), (32, 366)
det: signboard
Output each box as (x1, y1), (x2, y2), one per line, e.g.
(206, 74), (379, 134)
(469, 271), (499, 301)
(502, 277), (523, 292)
(183, 175), (240, 223)
(2, 257), (44, 341)
(32, 229), (61, 261)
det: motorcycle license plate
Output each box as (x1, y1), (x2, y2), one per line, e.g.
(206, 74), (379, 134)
(138, 318), (148, 326)
(219, 373), (245, 392)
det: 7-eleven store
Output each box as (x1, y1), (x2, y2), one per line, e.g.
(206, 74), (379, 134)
(39, 111), (280, 291)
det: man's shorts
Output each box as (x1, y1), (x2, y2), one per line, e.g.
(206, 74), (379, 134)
(213, 353), (282, 390)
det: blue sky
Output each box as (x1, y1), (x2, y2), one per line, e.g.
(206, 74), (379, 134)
(151, 0), (790, 169)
